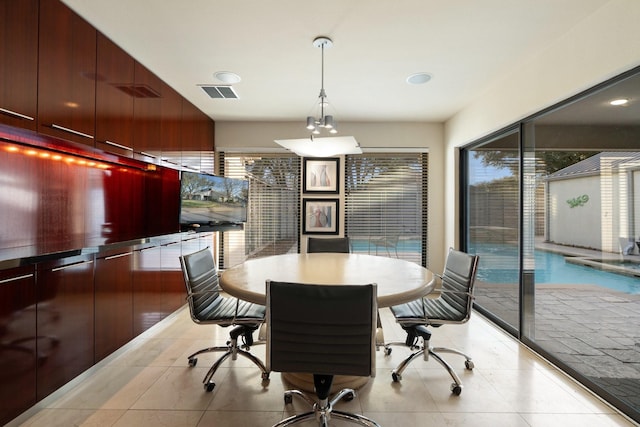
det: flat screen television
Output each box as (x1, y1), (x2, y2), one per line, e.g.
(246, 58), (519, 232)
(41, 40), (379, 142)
(179, 171), (249, 231)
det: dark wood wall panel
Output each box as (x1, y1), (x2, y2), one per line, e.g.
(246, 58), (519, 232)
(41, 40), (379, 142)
(0, 266), (37, 424)
(95, 33), (135, 156)
(0, 142), (38, 249)
(0, 0), (39, 130)
(94, 249), (133, 362)
(37, 0), (96, 146)
(36, 255), (95, 400)
(132, 243), (164, 335)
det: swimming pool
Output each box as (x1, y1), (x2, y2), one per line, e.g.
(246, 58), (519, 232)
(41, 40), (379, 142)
(350, 238), (422, 254)
(470, 244), (640, 294)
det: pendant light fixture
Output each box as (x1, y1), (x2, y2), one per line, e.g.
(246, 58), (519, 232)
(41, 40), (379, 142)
(306, 36), (337, 135)
(275, 36), (361, 157)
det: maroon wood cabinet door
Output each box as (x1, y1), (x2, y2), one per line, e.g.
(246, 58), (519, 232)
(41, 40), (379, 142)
(132, 62), (162, 163)
(143, 166), (179, 237)
(132, 243), (164, 335)
(181, 100), (215, 174)
(161, 240), (184, 314)
(36, 255), (95, 400)
(0, 266), (36, 425)
(0, 0), (39, 130)
(94, 249), (133, 362)
(95, 33), (135, 157)
(159, 82), (182, 168)
(0, 140), (39, 250)
(103, 166), (145, 243)
(37, 0), (96, 147)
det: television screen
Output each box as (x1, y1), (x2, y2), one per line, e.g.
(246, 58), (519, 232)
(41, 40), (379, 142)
(179, 171), (249, 230)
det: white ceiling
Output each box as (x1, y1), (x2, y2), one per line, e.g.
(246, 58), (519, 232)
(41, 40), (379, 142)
(62, 0), (612, 125)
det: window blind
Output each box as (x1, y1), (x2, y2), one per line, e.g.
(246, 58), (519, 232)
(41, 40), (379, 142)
(219, 153), (300, 268)
(345, 153), (428, 266)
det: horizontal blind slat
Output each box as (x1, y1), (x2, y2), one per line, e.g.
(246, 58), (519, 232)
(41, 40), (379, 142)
(345, 153), (428, 266)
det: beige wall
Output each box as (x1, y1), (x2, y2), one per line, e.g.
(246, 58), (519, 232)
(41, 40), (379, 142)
(443, 0), (640, 253)
(215, 0), (640, 271)
(215, 121), (448, 271)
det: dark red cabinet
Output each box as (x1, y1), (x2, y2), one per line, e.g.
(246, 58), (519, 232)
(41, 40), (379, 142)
(0, 0), (39, 131)
(159, 82), (183, 168)
(36, 255), (95, 400)
(161, 240), (185, 314)
(95, 33), (135, 157)
(94, 249), (133, 362)
(181, 100), (215, 174)
(133, 62), (163, 163)
(0, 266), (37, 425)
(132, 243), (164, 335)
(38, 0), (96, 147)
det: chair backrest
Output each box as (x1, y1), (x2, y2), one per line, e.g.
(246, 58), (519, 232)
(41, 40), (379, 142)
(266, 281), (377, 377)
(438, 248), (480, 321)
(307, 237), (350, 253)
(179, 247), (223, 322)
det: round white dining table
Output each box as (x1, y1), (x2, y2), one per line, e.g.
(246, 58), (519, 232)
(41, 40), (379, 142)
(219, 252), (435, 307)
(219, 253), (436, 393)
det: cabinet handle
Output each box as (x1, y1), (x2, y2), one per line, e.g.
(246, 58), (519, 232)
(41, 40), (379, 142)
(51, 123), (94, 139)
(137, 151), (156, 158)
(0, 107), (35, 121)
(103, 140), (133, 152)
(104, 251), (133, 260)
(51, 260), (94, 272)
(135, 246), (158, 252)
(0, 273), (34, 284)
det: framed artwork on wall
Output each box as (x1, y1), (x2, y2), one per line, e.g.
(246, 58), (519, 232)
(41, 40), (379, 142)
(302, 198), (339, 234)
(303, 157), (339, 193)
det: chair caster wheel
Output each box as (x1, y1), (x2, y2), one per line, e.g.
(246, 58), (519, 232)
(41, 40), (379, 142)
(188, 358), (197, 367)
(261, 371), (270, 381)
(391, 372), (401, 382)
(465, 360), (474, 370)
(343, 391), (355, 401)
(384, 347), (392, 356)
(204, 382), (215, 392)
(451, 384), (462, 395)
(284, 393), (293, 404)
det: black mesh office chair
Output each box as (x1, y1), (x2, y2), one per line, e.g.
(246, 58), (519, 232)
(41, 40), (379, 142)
(384, 248), (479, 395)
(180, 247), (269, 392)
(266, 280), (380, 427)
(307, 237), (350, 253)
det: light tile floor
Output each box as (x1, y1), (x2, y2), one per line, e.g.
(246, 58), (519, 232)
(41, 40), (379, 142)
(9, 306), (639, 427)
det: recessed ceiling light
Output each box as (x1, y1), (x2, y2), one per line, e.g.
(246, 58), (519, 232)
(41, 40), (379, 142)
(609, 98), (629, 106)
(406, 72), (432, 85)
(214, 71), (241, 84)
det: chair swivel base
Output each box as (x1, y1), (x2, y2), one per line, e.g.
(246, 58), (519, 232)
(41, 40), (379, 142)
(275, 375), (380, 427)
(187, 324), (269, 392)
(383, 325), (474, 395)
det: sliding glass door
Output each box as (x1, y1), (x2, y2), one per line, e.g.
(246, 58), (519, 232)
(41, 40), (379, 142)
(464, 130), (520, 334)
(462, 67), (640, 422)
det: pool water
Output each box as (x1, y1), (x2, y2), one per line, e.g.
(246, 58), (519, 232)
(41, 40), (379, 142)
(470, 244), (640, 294)
(350, 238), (422, 254)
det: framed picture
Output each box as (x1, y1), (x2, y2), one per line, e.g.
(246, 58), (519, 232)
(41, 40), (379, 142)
(302, 198), (339, 235)
(303, 157), (339, 193)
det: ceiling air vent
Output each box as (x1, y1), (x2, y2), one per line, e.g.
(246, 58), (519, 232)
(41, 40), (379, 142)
(199, 85), (239, 99)
(114, 84), (161, 98)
